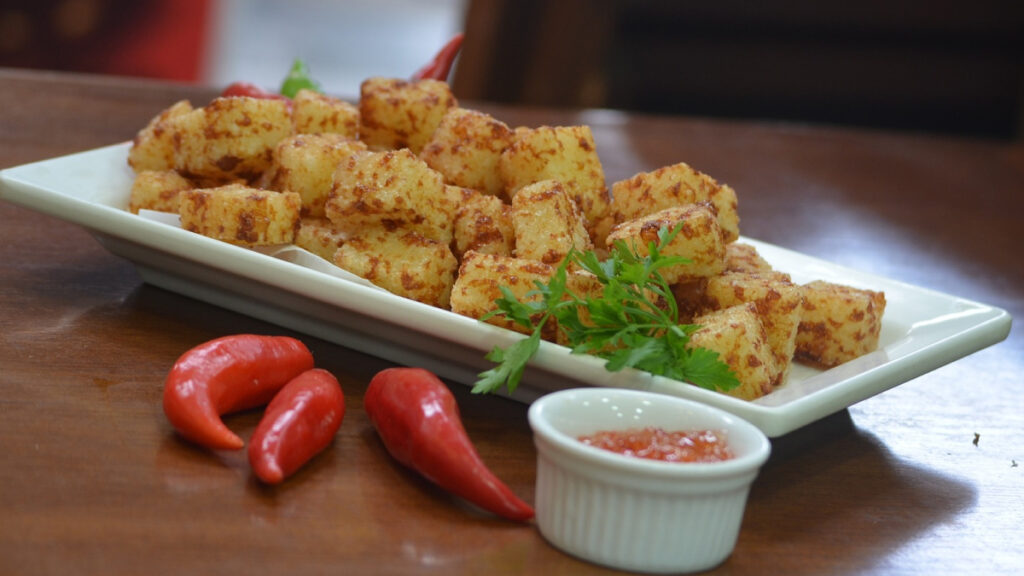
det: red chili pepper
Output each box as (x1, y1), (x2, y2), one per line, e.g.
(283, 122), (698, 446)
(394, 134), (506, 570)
(219, 81), (291, 101)
(163, 334), (315, 450)
(248, 368), (346, 484)
(364, 367), (534, 522)
(411, 33), (465, 81)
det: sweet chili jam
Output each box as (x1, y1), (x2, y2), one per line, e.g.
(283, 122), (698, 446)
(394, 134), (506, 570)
(578, 427), (734, 463)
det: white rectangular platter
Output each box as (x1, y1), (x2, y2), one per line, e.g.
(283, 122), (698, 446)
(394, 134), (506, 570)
(1, 143), (1012, 436)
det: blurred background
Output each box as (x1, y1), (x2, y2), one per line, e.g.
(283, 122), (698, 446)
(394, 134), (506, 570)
(1, 0), (1021, 139)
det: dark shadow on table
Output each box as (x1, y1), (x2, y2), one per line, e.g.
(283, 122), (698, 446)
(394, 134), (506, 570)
(728, 409), (978, 574)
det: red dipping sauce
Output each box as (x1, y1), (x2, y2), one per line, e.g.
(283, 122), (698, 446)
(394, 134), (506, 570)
(578, 427), (734, 463)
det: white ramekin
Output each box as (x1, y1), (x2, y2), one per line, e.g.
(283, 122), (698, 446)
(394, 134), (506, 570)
(528, 387), (771, 574)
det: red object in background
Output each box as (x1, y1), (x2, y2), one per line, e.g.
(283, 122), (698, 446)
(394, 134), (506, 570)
(220, 81), (290, 101)
(411, 32), (464, 81)
(98, 0), (211, 81)
(0, 0), (211, 82)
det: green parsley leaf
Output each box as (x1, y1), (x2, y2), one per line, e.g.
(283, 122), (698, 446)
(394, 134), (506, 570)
(676, 346), (741, 391)
(472, 223), (741, 395)
(473, 330), (541, 394)
(280, 59), (321, 98)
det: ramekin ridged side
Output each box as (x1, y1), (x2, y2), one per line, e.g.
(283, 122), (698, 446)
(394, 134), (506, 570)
(534, 435), (754, 574)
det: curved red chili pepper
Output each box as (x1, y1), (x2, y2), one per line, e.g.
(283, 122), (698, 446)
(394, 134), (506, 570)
(163, 334), (315, 450)
(364, 367), (534, 522)
(411, 33), (465, 81)
(248, 368), (346, 484)
(220, 81), (292, 101)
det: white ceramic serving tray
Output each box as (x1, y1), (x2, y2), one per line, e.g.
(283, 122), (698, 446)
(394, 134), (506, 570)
(1, 143), (1012, 436)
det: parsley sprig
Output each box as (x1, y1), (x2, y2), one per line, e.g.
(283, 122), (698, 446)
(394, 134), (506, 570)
(280, 59), (321, 98)
(473, 224), (740, 395)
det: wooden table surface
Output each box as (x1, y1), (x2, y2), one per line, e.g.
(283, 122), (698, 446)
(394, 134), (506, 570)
(1, 69), (1020, 575)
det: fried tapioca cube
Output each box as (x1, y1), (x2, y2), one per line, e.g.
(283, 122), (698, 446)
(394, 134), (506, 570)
(294, 216), (350, 261)
(606, 203), (726, 284)
(702, 271), (803, 383)
(498, 125), (610, 239)
(689, 303), (778, 400)
(292, 89), (359, 137)
(420, 107), (515, 197)
(725, 242), (774, 273)
(795, 280), (886, 368)
(334, 227), (458, 309)
(171, 96), (292, 182)
(512, 180), (592, 265)
(326, 148), (453, 243)
(358, 77), (457, 154)
(610, 161), (739, 243)
(128, 169), (193, 214)
(450, 251), (557, 338)
(178, 183), (301, 246)
(265, 133), (366, 217)
(450, 186), (515, 260)
(128, 100), (193, 173)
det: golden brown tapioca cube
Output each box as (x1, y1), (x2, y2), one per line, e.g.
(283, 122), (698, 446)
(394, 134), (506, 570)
(671, 279), (709, 324)
(725, 242), (774, 273)
(128, 100), (193, 173)
(178, 183), (301, 246)
(610, 161), (739, 243)
(606, 203), (726, 284)
(171, 96), (292, 182)
(420, 107), (515, 197)
(689, 303), (778, 401)
(326, 148), (453, 244)
(450, 251), (557, 338)
(498, 125), (611, 239)
(265, 133), (366, 217)
(450, 186), (515, 260)
(333, 228), (458, 309)
(128, 170), (193, 214)
(292, 89), (359, 137)
(358, 77), (457, 154)
(795, 280), (886, 368)
(702, 271), (803, 383)
(512, 180), (592, 266)
(294, 216), (350, 261)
